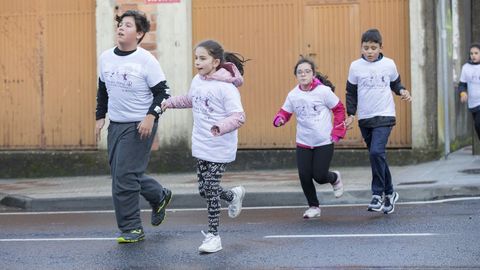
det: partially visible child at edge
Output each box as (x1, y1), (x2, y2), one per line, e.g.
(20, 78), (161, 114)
(458, 43), (480, 141)
(273, 57), (346, 219)
(344, 28), (412, 214)
(161, 40), (247, 254)
(95, 10), (172, 243)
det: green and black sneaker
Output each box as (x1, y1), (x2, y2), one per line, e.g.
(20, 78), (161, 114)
(117, 229), (145, 243)
(151, 189), (172, 226)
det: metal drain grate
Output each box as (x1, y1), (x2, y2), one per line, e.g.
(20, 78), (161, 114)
(459, 168), (480, 175)
(397, 180), (437, 186)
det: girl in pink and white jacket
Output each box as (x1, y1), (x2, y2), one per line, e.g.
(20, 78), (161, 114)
(162, 40), (247, 254)
(273, 57), (346, 219)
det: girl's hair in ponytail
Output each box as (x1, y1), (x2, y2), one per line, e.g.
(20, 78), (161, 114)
(196, 39), (249, 75)
(224, 52), (248, 75)
(294, 56), (335, 92)
(315, 72), (335, 92)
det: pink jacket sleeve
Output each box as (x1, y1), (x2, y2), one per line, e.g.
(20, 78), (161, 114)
(272, 109), (292, 127)
(164, 95), (192, 109)
(212, 112), (246, 136)
(331, 100), (346, 142)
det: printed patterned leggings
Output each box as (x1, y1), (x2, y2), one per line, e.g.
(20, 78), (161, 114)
(196, 159), (234, 235)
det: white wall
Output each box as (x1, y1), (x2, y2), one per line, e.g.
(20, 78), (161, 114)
(95, 0), (115, 149)
(94, 0), (193, 149)
(409, 0), (429, 149)
(155, 0), (193, 148)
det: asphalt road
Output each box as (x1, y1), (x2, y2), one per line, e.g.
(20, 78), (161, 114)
(1, 198), (479, 269)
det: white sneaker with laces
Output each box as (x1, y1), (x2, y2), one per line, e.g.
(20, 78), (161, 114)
(228, 186), (245, 218)
(331, 171), (344, 198)
(303, 207), (321, 219)
(198, 231), (222, 253)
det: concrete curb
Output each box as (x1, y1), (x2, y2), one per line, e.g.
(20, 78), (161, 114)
(1, 184), (480, 211)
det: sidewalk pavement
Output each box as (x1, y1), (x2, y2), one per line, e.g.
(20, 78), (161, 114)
(1, 147), (479, 212)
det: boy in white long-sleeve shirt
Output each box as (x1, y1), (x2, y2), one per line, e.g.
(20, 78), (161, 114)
(345, 29), (411, 215)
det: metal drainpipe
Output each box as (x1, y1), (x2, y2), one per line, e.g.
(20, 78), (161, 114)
(439, 0), (450, 159)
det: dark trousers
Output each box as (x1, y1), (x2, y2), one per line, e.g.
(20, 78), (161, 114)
(473, 111), (480, 141)
(360, 126), (394, 196)
(296, 144), (336, 207)
(108, 122), (167, 232)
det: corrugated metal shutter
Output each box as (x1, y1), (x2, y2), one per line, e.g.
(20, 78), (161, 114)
(193, 0), (411, 149)
(0, 0), (96, 149)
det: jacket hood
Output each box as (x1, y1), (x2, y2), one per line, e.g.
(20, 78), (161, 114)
(201, 62), (244, 87)
(298, 77), (322, 91)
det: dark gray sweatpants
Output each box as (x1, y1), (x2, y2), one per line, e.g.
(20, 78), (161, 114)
(107, 121), (167, 232)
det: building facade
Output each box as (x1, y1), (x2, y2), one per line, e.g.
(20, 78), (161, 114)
(0, 0), (477, 177)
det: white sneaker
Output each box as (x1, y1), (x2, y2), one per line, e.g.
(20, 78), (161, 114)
(331, 171), (344, 198)
(228, 186), (245, 218)
(198, 231), (222, 253)
(303, 207), (321, 219)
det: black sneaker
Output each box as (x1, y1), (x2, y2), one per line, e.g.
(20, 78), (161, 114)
(117, 229), (145, 243)
(383, 192), (399, 214)
(151, 189), (172, 226)
(367, 195), (384, 212)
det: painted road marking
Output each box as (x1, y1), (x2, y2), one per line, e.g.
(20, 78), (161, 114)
(1, 196), (479, 215)
(0, 237), (117, 242)
(0, 233), (440, 243)
(264, 233), (440, 239)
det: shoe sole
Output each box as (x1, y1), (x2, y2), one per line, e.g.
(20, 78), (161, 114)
(334, 187), (344, 198)
(152, 190), (173, 226)
(117, 235), (145, 244)
(303, 214), (320, 219)
(367, 206), (384, 212)
(384, 192), (399, 214)
(198, 247), (223, 253)
(332, 171), (344, 198)
(229, 186), (245, 218)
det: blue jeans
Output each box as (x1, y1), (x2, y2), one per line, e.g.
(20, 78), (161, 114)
(360, 126), (394, 196)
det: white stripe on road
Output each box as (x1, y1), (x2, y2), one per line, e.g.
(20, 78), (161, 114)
(264, 233), (439, 239)
(0, 233), (439, 243)
(1, 196), (479, 215)
(0, 237), (117, 242)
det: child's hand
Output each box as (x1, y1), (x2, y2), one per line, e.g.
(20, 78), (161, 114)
(161, 100), (169, 112)
(460, 92), (468, 103)
(400, 89), (412, 102)
(273, 116), (285, 127)
(344, 115), (355, 130)
(95, 118), (105, 142)
(138, 115), (155, 140)
(211, 125), (220, 136)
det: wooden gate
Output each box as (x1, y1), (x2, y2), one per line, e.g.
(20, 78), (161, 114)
(0, 0), (96, 150)
(194, 0), (411, 149)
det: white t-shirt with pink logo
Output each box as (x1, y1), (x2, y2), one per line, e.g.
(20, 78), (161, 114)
(460, 63), (480, 109)
(282, 85), (339, 147)
(99, 47), (166, 122)
(347, 57), (399, 120)
(189, 74), (244, 163)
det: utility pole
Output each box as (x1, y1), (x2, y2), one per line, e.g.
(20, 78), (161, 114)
(439, 0), (451, 158)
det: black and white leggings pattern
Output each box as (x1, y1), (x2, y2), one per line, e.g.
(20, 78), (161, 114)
(197, 159), (234, 235)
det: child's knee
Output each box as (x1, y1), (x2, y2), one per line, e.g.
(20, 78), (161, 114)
(203, 181), (220, 196)
(313, 172), (330, 184)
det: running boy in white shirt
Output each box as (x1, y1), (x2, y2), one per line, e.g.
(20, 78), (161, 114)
(273, 57), (346, 219)
(345, 29), (411, 214)
(458, 43), (480, 140)
(95, 10), (172, 243)
(162, 40), (247, 253)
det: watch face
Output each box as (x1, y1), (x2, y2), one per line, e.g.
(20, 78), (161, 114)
(154, 106), (162, 114)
